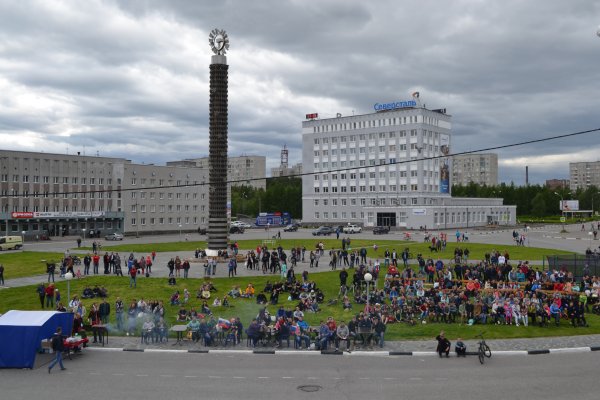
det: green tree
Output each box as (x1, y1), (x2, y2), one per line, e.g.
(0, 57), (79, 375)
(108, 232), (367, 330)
(529, 193), (546, 217)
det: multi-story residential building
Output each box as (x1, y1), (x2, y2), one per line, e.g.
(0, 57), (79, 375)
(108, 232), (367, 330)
(169, 155), (266, 190)
(570, 161), (600, 191)
(451, 153), (498, 186)
(301, 102), (515, 229)
(0, 149), (211, 238)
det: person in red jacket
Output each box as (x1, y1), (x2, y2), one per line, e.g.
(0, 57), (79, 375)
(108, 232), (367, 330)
(45, 284), (55, 308)
(92, 254), (100, 274)
(129, 266), (137, 288)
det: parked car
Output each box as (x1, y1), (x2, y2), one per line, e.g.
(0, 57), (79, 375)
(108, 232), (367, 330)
(312, 226), (334, 236)
(229, 226), (245, 234)
(283, 224), (298, 232)
(197, 227), (207, 235)
(342, 224), (362, 234)
(373, 226), (390, 235)
(231, 221), (252, 228)
(105, 232), (124, 241)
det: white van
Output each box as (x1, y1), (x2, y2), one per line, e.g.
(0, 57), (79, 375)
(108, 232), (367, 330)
(0, 236), (23, 251)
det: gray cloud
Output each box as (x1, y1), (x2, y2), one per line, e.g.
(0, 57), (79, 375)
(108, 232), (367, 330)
(0, 0), (599, 182)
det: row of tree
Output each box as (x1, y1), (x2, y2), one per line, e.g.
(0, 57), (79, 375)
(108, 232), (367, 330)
(231, 177), (302, 220)
(451, 182), (599, 217)
(231, 178), (598, 219)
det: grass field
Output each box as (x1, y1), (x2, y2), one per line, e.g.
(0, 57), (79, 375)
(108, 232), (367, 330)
(87, 238), (573, 261)
(1, 271), (597, 341)
(0, 252), (68, 279)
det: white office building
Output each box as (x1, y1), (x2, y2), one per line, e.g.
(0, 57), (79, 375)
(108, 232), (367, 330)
(301, 102), (515, 229)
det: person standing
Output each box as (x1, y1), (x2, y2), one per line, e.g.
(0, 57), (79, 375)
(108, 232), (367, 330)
(436, 331), (451, 358)
(99, 298), (111, 324)
(77, 237), (82, 248)
(92, 253), (100, 275)
(45, 284), (55, 308)
(115, 297), (124, 331)
(183, 259), (190, 279)
(88, 303), (101, 343)
(48, 327), (66, 373)
(37, 283), (46, 308)
(0, 263), (4, 285)
(129, 266), (137, 288)
(47, 262), (55, 283)
(83, 254), (91, 275)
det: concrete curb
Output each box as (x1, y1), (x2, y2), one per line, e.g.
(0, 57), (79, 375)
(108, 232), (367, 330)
(83, 346), (600, 356)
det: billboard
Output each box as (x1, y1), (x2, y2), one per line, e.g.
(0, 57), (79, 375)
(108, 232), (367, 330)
(439, 134), (450, 194)
(560, 200), (579, 211)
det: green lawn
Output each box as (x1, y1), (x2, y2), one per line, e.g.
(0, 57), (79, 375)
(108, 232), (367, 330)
(1, 272), (597, 341)
(87, 238), (572, 261)
(0, 252), (67, 279)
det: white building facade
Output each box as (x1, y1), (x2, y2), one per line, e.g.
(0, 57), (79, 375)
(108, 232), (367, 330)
(301, 104), (515, 229)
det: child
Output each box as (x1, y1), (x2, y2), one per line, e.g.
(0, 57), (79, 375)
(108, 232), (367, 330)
(455, 338), (466, 357)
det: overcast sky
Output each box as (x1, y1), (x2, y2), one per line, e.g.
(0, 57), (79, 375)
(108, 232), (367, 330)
(0, 0), (599, 184)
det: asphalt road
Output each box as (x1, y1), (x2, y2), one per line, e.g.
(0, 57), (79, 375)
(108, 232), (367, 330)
(23, 222), (598, 255)
(1, 350), (598, 400)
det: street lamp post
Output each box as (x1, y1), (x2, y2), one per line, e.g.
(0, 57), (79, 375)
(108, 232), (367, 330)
(65, 272), (73, 305)
(21, 230), (25, 245)
(591, 192), (600, 219)
(589, 231), (593, 248)
(364, 272), (373, 313)
(178, 224), (182, 241)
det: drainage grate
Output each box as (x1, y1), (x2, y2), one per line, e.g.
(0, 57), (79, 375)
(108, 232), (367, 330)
(297, 385), (322, 393)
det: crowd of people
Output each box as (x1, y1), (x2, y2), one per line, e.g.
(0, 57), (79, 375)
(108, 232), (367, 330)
(29, 234), (600, 352)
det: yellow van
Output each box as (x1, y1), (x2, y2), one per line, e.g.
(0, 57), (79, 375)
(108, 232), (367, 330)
(0, 236), (23, 250)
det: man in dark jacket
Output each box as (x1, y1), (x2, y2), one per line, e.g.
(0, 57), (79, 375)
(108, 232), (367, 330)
(99, 299), (111, 324)
(373, 316), (386, 348)
(436, 331), (451, 357)
(48, 327), (66, 373)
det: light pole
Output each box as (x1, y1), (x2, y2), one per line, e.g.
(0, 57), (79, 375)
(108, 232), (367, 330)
(178, 224), (182, 241)
(589, 231), (593, 248)
(21, 230), (25, 245)
(82, 228), (86, 242)
(65, 272), (73, 305)
(591, 192), (600, 219)
(364, 272), (373, 313)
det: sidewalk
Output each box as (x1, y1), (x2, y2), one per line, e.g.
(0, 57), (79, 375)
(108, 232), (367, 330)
(88, 332), (600, 354)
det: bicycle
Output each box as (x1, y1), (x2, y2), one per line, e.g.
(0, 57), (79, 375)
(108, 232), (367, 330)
(475, 333), (492, 364)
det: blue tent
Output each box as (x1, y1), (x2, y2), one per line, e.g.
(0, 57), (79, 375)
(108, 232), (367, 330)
(0, 310), (73, 368)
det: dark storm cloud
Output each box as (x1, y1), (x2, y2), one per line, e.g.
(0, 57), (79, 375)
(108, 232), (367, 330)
(0, 0), (599, 182)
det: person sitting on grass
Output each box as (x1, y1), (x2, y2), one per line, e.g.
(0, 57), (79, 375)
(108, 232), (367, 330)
(170, 291), (180, 306)
(228, 286), (242, 298)
(212, 297), (222, 307)
(243, 283), (255, 298)
(201, 301), (212, 316)
(177, 306), (188, 323)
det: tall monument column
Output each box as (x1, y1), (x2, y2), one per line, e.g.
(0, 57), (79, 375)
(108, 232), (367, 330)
(207, 29), (230, 253)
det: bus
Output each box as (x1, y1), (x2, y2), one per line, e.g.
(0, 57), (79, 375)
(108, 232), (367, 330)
(255, 212), (292, 227)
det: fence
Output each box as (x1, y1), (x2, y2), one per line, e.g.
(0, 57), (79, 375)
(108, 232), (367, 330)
(545, 254), (600, 278)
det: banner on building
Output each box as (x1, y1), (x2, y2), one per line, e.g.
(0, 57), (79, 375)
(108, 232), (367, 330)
(11, 211), (106, 219)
